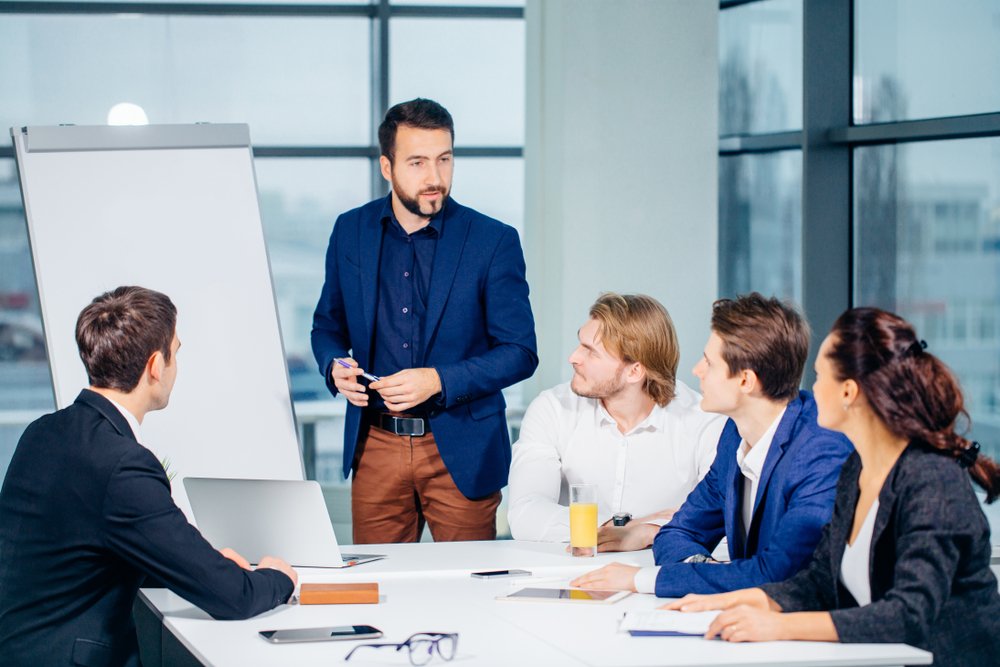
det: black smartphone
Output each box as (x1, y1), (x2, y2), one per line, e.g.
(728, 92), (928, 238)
(259, 625), (382, 644)
(470, 569), (531, 579)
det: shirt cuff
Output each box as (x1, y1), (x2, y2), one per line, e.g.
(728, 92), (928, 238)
(634, 566), (660, 594)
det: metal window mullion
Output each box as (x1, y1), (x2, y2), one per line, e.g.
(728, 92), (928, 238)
(718, 131), (803, 155)
(368, 0), (391, 200)
(0, 2), (524, 18)
(0, 2), (376, 17)
(832, 112), (1000, 146)
(390, 5), (522, 19)
(800, 0), (852, 383)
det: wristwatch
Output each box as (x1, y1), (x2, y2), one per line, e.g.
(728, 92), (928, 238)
(611, 512), (632, 527)
(685, 553), (716, 564)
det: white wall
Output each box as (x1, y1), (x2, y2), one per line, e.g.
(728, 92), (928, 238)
(524, 0), (720, 395)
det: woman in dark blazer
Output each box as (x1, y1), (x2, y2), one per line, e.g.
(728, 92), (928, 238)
(666, 307), (1000, 667)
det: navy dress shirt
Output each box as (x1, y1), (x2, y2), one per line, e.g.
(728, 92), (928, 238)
(368, 200), (443, 413)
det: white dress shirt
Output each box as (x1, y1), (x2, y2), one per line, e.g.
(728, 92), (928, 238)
(507, 380), (725, 542)
(105, 395), (143, 443)
(735, 408), (785, 538)
(840, 499), (879, 607)
(634, 408), (786, 594)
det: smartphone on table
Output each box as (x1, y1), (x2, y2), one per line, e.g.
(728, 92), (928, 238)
(470, 569), (531, 579)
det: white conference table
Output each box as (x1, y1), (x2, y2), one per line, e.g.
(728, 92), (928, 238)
(139, 540), (932, 667)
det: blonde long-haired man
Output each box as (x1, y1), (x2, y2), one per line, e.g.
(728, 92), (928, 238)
(508, 293), (725, 551)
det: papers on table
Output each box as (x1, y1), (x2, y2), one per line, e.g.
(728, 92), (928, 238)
(619, 609), (720, 637)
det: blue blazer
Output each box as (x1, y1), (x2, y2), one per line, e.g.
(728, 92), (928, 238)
(0, 390), (293, 667)
(651, 391), (852, 597)
(311, 196), (538, 498)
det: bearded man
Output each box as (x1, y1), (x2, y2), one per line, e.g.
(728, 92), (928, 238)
(507, 293), (724, 551)
(312, 98), (537, 544)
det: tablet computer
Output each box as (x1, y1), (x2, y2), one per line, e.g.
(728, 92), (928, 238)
(496, 587), (630, 604)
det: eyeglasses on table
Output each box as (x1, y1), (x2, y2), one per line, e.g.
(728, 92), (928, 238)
(344, 632), (458, 666)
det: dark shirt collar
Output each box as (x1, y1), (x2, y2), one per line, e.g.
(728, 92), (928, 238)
(378, 192), (447, 237)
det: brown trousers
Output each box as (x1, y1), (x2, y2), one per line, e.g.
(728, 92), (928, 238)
(351, 425), (501, 544)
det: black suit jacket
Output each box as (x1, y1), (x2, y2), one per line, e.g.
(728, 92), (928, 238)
(0, 390), (294, 667)
(762, 445), (1000, 667)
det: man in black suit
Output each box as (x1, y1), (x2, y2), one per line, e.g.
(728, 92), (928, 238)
(0, 286), (297, 667)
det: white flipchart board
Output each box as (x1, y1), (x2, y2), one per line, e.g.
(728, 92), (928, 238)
(12, 124), (304, 518)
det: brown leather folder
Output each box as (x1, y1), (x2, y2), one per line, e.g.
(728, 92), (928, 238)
(299, 582), (380, 605)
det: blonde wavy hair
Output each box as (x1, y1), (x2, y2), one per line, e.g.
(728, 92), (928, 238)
(589, 293), (679, 406)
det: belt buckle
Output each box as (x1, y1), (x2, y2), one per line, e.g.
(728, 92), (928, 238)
(396, 416), (425, 437)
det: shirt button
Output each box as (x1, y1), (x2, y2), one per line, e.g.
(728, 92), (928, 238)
(402, 307), (409, 314)
(404, 271), (410, 278)
(403, 342), (409, 349)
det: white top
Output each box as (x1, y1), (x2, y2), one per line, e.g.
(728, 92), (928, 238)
(840, 499), (879, 607)
(507, 380), (725, 542)
(634, 408), (785, 594)
(736, 408), (785, 538)
(105, 395), (143, 443)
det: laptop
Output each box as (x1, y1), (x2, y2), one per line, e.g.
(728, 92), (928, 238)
(184, 477), (385, 568)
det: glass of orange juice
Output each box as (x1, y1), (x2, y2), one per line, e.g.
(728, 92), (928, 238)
(569, 484), (598, 557)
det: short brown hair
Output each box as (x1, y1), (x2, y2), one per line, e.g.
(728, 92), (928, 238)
(589, 293), (679, 406)
(75, 286), (177, 392)
(378, 98), (454, 163)
(711, 292), (809, 401)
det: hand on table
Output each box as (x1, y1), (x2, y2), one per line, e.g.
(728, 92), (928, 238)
(597, 508), (675, 552)
(660, 588), (783, 642)
(660, 587), (774, 613)
(569, 563), (640, 592)
(257, 556), (299, 590)
(597, 522), (658, 552)
(331, 358), (369, 407)
(370, 368), (442, 412)
(703, 606), (788, 642)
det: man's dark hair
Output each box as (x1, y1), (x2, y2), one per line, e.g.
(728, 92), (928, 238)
(75, 286), (177, 392)
(710, 292), (810, 402)
(378, 98), (454, 163)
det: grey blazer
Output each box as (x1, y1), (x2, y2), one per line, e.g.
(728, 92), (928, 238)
(762, 445), (1000, 667)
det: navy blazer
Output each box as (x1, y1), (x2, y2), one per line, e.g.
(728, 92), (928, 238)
(763, 447), (1000, 667)
(311, 196), (538, 498)
(651, 391), (853, 596)
(0, 390), (293, 667)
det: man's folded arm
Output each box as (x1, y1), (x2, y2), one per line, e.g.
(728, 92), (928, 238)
(653, 442), (845, 598)
(102, 447), (294, 620)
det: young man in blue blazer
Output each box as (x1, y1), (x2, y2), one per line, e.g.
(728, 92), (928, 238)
(573, 293), (852, 597)
(312, 99), (537, 543)
(0, 287), (296, 667)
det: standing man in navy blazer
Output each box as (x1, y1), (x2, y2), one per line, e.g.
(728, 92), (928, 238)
(312, 98), (537, 543)
(573, 293), (852, 596)
(0, 286), (296, 667)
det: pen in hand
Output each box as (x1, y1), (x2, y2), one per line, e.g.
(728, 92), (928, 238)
(335, 358), (381, 383)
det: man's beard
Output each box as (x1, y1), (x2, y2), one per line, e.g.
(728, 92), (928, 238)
(395, 182), (448, 218)
(571, 366), (628, 400)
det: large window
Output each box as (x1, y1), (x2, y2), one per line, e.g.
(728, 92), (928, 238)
(719, 0), (1000, 535)
(718, 0), (802, 302)
(0, 1), (525, 497)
